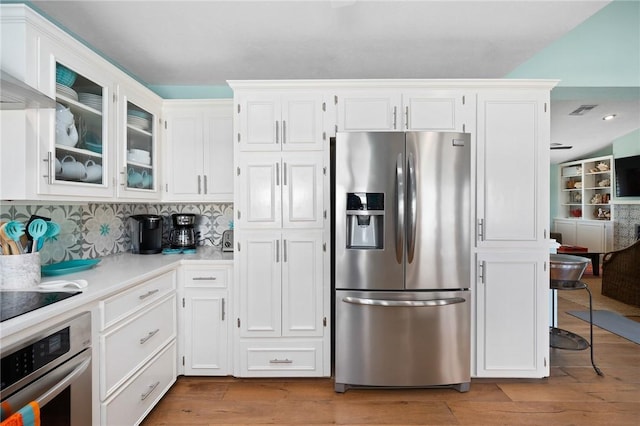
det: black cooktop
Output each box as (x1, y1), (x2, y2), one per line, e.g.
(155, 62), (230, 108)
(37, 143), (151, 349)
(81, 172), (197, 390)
(0, 291), (81, 323)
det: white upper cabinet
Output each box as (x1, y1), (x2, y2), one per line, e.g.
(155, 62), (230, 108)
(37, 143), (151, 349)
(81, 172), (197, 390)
(475, 90), (550, 248)
(402, 90), (470, 132)
(116, 81), (162, 200)
(335, 90), (401, 131)
(236, 151), (324, 229)
(334, 89), (470, 132)
(0, 5), (163, 201)
(237, 92), (325, 151)
(163, 100), (234, 202)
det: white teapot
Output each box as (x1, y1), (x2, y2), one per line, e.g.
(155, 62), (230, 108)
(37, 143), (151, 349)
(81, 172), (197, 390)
(55, 103), (79, 147)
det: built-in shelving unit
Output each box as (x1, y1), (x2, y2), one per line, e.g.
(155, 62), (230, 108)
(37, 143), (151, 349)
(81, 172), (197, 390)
(559, 155), (613, 221)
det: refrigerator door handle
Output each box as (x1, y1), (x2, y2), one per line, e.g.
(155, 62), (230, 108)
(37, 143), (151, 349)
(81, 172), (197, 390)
(406, 151), (417, 263)
(342, 296), (466, 307)
(395, 153), (405, 263)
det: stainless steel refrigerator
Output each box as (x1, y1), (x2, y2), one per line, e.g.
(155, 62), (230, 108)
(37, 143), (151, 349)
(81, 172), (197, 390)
(333, 131), (471, 393)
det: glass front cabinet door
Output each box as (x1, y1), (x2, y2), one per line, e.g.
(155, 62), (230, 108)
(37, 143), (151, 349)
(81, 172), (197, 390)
(38, 47), (115, 198)
(116, 82), (160, 200)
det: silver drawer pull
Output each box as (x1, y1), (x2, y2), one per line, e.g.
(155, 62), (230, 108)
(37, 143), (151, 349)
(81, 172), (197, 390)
(139, 328), (160, 344)
(269, 358), (293, 364)
(140, 381), (160, 401)
(193, 277), (217, 281)
(139, 289), (159, 300)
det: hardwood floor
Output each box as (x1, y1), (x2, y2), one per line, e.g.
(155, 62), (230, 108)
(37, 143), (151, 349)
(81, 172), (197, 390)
(142, 280), (640, 425)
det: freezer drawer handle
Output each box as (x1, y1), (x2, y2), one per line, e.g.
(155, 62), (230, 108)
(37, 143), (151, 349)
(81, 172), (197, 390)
(342, 296), (466, 307)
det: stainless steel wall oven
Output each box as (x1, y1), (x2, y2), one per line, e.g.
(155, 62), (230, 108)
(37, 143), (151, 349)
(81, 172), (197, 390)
(1, 312), (92, 425)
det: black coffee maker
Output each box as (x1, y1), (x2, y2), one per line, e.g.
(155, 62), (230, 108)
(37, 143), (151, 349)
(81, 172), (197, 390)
(129, 215), (163, 254)
(169, 213), (197, 249)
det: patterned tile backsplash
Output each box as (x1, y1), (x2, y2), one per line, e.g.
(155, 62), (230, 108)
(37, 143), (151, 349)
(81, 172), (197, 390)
(2, 201), (637, 265)
(0, 203), (233, 265)
(613, 204), (640, 250)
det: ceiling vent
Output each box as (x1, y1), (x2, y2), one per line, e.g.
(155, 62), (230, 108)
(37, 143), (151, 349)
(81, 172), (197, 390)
(569, 104), (598, 116)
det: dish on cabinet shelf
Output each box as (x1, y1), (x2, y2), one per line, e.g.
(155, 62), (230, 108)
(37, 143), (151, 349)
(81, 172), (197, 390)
(56, 83), (78, 100)
(77, 92), (103, 111)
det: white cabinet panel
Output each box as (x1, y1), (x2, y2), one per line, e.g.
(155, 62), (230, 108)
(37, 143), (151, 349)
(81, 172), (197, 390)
(101, 294), (176, 399)
(282, 232), (324, 337)
(163, 100), (233, 202)
(475, 252), (548, 377)
(180, 265), (232, 377)
(238, 230), (323, 339)
(183, 289), (228, 375)
(238, 93), (324, 151)
(101, 341), (176, 426)
(402, 90), (468, 131)
(336, 91), (401, 131)
(239, 339), (323, 377)
(476, 91), (548, 247)
(576, 222), (605, 252)
(238, 231), (282, 337)
(237, 152), (323, 229)
(553, 220), (577, 246)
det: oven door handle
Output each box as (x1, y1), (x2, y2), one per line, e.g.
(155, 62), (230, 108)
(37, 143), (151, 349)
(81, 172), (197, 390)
(35, 352), (91, 407)
(342, 296), (466, 307)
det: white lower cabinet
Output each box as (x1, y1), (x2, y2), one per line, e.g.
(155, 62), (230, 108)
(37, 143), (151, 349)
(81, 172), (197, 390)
(235, 229), (327, 377)
(553, 219), (614, 252)
(474, 251), (549, 378)
(101, 341), (177, 426)
(239, 339), (323, 377)
(98, 270), (177, 425)
(179, 264), (232, 376)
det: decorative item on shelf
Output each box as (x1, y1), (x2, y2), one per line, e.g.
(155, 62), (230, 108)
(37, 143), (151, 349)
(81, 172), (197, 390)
(574, 181), (582, 189)
(570, 208), (582, 217)
(598, 178), (610, 187)
(597, 162), (610, 171)
(573, 192), (582, 203)
(566, 178), (575, 189)
(603, 193), (610, 204)
(591, 193), (603, 204)
(595, 208), (611, 220)
(589, 168), (599, 173)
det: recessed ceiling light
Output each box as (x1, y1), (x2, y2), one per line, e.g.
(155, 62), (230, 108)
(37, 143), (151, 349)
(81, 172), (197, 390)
(602, 114), (617, 121)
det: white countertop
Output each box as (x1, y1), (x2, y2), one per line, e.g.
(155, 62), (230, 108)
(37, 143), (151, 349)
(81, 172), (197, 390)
(0, 247), (233, 345)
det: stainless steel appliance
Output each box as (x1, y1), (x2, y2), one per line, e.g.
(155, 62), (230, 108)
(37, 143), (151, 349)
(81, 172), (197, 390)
(0, 312), (92, 424)
(129, 214), (163, 254)
(222, 229), (234, 252)
(169, 213), (197, 249)
(333, 131), (471, 393)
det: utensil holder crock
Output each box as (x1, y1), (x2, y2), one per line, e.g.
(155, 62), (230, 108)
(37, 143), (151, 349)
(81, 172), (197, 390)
(0, 252), (41, 289)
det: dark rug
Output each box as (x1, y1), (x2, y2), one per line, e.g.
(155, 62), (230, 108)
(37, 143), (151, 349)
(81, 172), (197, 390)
(567, 310), (640, 344)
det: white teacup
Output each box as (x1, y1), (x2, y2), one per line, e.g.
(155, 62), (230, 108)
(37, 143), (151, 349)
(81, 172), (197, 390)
(142, 172), (153, 189)
(60, 155), (87, 180)
(83, 159), (103, 182)
(127, 168), (143, 187)
(55, 157), (63, 175)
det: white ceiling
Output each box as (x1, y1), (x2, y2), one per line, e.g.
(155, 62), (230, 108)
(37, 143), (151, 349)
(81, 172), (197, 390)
(29, 0), (638, 163)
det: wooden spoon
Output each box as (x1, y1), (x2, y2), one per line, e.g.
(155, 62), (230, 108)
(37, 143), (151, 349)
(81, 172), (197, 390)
(0, 222), (20, 255)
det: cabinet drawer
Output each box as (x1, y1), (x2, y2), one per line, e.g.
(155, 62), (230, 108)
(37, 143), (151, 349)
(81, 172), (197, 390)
(183, 267), (228, 288)
(239, 340), (323, 377)
(101, 294), (176, 398)
(101, 340), (177, 426)
(101, 270), (176, 329)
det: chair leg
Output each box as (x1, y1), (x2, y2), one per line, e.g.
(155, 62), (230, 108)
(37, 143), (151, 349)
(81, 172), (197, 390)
(584, 284), (604, 376)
